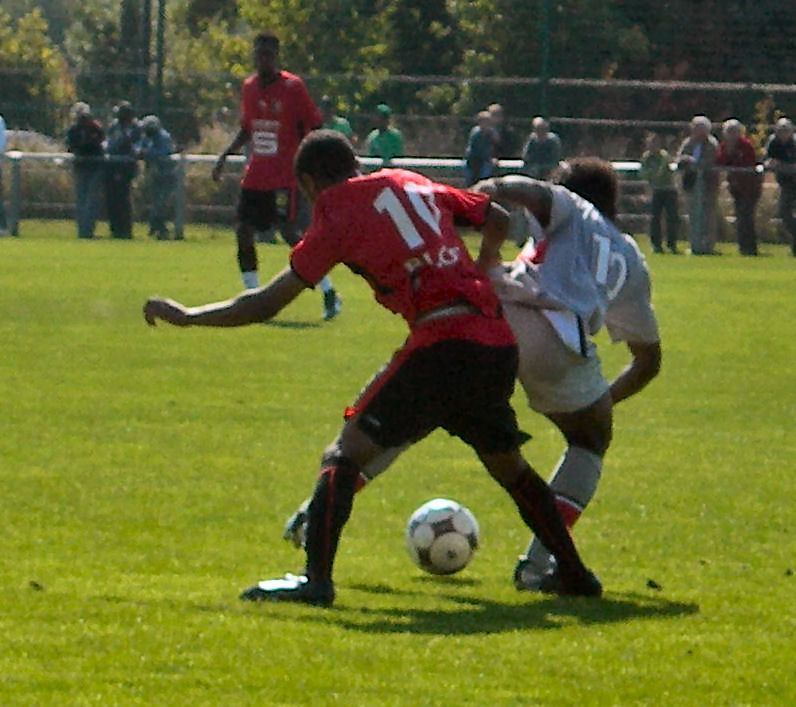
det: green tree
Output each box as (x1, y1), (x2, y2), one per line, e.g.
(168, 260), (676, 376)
(0, 8), (74, 134)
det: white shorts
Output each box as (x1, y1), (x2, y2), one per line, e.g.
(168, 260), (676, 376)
(502, 301), (608, 415)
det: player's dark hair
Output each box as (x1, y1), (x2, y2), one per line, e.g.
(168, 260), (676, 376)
(294, 130), (358, 184)
(553, 157), (618, 221)
(254, 31), (279, 49)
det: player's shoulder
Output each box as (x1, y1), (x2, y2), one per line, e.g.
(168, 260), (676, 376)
(278, 70), (308, 88)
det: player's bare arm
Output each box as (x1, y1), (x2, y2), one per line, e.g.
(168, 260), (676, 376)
(475, 201), (511, 270)
(609, 340), (662, 404)
(212, 128), (251, 181)
(472, 175), (553, 227)
(144, 266), (307, 327)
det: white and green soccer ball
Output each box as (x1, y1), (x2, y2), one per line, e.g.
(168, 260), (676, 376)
(405, 498), (480, 575)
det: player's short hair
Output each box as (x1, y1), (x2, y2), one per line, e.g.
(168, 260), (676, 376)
(295, 129), (358, 184)
(254, 31), (279, 49)
(553, 157), (618, 221)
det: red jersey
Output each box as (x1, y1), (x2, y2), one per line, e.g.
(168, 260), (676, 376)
(239, 71), (322, 191)
(290, 169), (515, 349)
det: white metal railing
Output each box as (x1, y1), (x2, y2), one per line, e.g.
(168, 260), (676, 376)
(0, 151), (771, 238)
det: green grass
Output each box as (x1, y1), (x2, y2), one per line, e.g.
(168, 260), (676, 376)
(1, 223), (794, 705)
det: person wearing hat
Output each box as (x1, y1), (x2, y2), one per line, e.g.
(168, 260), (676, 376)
(139, 114), (178, 240)
(66, 102), (105, 239)
(104, 101), (141, 239)
(365, 103), (403, 166)
(320, 95), (354, 143)
(764, 117), (796, 256)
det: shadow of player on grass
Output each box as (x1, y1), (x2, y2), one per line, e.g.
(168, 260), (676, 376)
(291, 580), (699, 635)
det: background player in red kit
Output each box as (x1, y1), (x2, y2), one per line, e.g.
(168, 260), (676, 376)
(144, 130), (601, 606)
(212, 32), (341, 320)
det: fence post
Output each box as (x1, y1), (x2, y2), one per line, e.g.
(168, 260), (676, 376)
(173, 154), (185, 240)
(8, 151), (21, 236)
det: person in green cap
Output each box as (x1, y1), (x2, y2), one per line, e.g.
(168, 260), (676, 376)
(320, 95), (355, 144)
(365, 103), (403, 165)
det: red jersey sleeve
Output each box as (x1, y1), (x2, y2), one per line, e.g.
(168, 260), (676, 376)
(289, 200), (342, 286)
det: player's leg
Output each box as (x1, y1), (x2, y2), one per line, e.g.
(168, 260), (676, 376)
(283, 187), (342, 320)
(516, 393), (612, 590)
(282, 443), (407, 548)
(243, 343), (433, 605)
(442, 338), (600, 596)
(478, 448), (600, 596)
(236, 189), (276, 289)
(241, 417), (389, 606)
(502, 304), (609, 591)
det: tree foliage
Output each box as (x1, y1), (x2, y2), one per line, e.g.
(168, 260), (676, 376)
(0, 9), (74, 134)
(0, 0), (793, 143)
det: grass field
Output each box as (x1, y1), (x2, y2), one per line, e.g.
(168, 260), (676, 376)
(1, 223), (794, 705)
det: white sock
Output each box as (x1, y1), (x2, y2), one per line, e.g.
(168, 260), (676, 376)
(319, 277), (333, 294)
(522, 446), (603, 574)
(241, 271), (259, 290)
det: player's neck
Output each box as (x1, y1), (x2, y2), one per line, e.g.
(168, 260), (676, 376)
(257, 70), (280, 87)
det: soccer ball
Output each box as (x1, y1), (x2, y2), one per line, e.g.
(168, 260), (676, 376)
(405, 498), (480, 575)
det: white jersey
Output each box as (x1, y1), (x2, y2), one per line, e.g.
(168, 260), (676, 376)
(495, 184), (659, 350)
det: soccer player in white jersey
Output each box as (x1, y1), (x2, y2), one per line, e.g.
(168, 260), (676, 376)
(283, 158), (660, 592)
(472, 157), (661, 589)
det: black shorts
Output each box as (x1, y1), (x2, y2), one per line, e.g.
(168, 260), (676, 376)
(236, 188), (310, 240)
(346, 339), (529, 454)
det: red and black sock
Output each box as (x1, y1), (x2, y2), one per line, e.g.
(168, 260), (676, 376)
(502, 465), (589, 583)
(304, 456), (361, 584)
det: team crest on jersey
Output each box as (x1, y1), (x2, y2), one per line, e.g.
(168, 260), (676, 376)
(257, 99), (282, 114)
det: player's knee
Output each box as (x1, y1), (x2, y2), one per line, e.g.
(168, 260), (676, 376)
(566, 425), (611, 457)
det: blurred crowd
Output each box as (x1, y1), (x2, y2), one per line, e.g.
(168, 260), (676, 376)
(1, 98), (794, 256)
(460, 105), (796, 256)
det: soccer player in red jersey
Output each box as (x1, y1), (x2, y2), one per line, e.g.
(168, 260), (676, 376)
(144, 130), (601, 606)
(212, 31), (341, 320)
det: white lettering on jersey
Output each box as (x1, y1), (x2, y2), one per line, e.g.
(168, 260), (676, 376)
(591, 232), (627, 301)
(252, 119), (279, 155)
(373, 184), (459, 273)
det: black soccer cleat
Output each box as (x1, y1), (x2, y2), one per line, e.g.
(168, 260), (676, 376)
(513, 555), (547, 592)
(322, 289), (342, 321)
(538, 568), (603, 598)
(239, 573), (335, 607)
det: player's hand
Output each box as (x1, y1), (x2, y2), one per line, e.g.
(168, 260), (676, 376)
(143, 297), (191, 327)
(211, 156), (225, 182)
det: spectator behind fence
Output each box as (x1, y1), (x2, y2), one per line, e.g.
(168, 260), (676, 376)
(716, 119), (762, 256)
(366, 103), (403, 165)
(320, 95), (355, 144)
(488, 103), (520, 159)
(522, 117), (562, 179)
(764, 117), (796, 257)
(640, 133), (679, 253)
(676, 115), (720, 255)
(0, 113), (7, 235)
(464, 110), (496, 186)
(139, 115), (178, 240)
(66, 102), (105, 239)
(104, 102), (141, 240)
